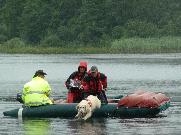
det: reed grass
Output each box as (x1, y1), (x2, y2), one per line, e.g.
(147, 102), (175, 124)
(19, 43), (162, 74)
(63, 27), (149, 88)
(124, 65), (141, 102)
(111, 36), (181, 53)
(0, 37), (181, 54)
(0, 46), (109, 54)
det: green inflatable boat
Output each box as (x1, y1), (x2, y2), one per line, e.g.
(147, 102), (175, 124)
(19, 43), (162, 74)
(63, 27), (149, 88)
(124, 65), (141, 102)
(3, 101), (170, 118)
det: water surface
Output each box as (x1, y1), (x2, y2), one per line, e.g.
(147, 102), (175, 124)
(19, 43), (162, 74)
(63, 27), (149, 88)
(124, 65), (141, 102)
(1, 53), (181, 135)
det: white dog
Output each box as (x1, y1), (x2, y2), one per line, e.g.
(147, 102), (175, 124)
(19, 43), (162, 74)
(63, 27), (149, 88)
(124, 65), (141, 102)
(75, 95), (101, 120)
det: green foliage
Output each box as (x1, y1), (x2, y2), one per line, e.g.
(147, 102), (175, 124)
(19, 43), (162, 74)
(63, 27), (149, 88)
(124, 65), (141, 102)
(160, 21), (177, 36)
(124, 20), (159, 38)
(40, 34), (61, 47)
(0, 0), (6, 9)
(3, 0), (25, 38)
(0, 0), (181, 49)
(174, 15), (181, 35)
(111, 26), (125, 39)
(20, 0), (52, 43)
(2, 37), (26, 48)
(0, 24), (8, 43)
(56, 25), (73, 42)
(0, 35), (8, 43)
(0, 24), (7, 35)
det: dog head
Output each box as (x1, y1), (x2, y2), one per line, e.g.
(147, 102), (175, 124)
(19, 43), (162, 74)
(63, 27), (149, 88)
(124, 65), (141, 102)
(76, 101), (91, 118)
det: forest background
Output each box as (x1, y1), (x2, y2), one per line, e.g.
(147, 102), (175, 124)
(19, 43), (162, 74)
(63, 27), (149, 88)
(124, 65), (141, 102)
(0, 0), (181, 53)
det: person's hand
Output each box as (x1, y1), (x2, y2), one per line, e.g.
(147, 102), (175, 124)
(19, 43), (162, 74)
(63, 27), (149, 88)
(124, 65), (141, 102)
(79, 85), (84, 91)
(51, 98), (54, 103)
(103, 88), (107, 91)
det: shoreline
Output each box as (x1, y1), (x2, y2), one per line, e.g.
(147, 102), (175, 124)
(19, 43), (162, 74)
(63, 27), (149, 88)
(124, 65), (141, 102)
(1, 46), (181, 54)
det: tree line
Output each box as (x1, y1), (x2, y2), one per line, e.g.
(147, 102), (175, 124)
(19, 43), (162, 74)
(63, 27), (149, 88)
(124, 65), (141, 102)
(0, 0), (181, 47)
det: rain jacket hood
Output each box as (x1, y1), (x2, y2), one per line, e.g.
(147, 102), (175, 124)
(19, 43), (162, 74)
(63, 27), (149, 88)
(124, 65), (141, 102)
(78, 61), (87, 71)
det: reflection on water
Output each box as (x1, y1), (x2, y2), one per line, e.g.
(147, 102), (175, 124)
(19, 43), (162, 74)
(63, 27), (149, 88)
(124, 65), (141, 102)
(22, 119), (50, 135)
(67, 118), (107, 135)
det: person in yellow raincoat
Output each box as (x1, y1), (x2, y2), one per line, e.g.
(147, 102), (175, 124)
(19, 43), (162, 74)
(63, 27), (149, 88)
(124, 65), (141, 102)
(22, 70), (53, 107)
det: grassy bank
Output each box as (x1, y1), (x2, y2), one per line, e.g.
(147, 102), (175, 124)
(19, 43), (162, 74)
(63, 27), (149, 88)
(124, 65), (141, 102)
(0, 46), (110, 54)
(111, 37), (181, 53)
(0, 37), (181, 54)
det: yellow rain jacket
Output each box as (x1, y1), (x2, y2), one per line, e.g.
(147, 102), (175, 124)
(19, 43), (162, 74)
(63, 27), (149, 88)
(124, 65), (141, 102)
(22, 76), (52, 106)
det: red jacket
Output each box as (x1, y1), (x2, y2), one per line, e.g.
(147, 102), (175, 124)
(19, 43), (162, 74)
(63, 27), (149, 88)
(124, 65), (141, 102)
(81, 72), (107, 94)
(65, 61), (87, 103)
(65, 61), (87, 88)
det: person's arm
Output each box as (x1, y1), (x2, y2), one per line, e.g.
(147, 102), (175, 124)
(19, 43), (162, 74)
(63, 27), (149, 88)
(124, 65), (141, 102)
(100, 73), (107, 90)
(65, 72), (77, 89)
(22, 84), (28, 102)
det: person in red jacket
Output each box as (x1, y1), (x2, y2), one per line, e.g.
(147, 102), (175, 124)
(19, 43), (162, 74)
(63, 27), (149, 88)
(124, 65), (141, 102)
(65, 61), (88, 103)
(81, 65), (108, 103)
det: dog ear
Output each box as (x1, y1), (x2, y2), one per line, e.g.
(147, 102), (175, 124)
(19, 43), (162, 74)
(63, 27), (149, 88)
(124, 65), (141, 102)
(76, 104), (79, 110)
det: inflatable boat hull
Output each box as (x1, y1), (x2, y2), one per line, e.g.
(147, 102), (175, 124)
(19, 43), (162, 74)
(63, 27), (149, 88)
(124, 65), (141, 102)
(3, 102), (170, 118)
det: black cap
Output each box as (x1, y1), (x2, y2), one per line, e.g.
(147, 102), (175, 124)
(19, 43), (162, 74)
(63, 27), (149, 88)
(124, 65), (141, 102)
(33, 70), (47, 77)
(90, 66), (98, 73)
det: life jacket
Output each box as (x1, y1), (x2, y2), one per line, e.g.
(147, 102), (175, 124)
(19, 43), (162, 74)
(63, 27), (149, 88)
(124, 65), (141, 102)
(78, 61), (87, 71)
(67, 90), (82, 103)
(82, 72), (107, 94)
(22, 77), (52, 106)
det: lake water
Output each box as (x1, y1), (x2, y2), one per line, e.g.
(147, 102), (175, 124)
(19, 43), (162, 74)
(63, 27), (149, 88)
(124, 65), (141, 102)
(0, 53), (181, 135)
